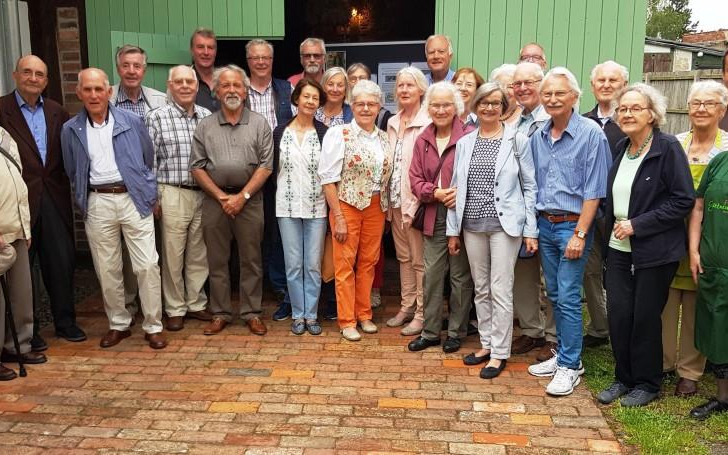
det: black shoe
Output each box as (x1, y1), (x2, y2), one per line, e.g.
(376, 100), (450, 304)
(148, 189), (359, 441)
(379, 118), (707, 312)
(690, 398), (728, 420)
(408, 336), (440, 352)
(480, 359), (507, 379)
(272, 302), (292, 321)
(442, 337), (461, 353)
(466, 322), (479, 337)
(30, 335), (48, 352)
(582, 334), (609, 348)
(56, 325), (87, 342)
(322, 302), (337, 321)
(463, 352), (490, 366)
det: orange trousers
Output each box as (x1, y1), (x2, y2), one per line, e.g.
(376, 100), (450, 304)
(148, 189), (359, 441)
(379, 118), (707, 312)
(330, 195), (385, 329)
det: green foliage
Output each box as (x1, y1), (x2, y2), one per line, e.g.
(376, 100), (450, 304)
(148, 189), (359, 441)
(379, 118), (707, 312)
(646, 0), (698, 40)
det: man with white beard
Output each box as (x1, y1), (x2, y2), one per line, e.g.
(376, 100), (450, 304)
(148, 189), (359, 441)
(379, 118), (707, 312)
(288, 38), (326, 85)
(189, 65), (273, 337)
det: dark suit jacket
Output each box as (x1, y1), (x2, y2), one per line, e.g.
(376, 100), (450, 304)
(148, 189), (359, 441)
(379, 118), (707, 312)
(583, 105), (627, 163)
(0, 93), (73, 233)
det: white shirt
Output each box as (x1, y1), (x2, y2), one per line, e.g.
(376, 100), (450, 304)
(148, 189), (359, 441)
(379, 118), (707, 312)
(276, 128), (327, 218)
(318, 120), (386, 191)
(86, 112), (122, 185)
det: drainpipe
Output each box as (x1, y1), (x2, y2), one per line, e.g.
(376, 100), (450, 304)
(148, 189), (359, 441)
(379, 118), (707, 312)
(0, 0), (23, 94)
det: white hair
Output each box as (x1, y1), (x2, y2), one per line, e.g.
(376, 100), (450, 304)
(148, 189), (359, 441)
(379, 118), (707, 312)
(76, 68), (110, 90)
(167, 65), (197, 81)
(542, 66), (582, 99)
(212, 64), (249, 92)
(489, 64), (517, 83)
(300, 37), (326, 55)
(514, 61), (544, 82)
(616, 83), (668, 127)
(590, 60), (629, 83)
(351, 79), (383, 104)
(246, 39), (274, 58)
(321, 66), (348, 90)
(688, 79), (728, 107)
(395, 66), (428, 109)
(424, 81), (465, 116)
(425, 34), (453, 55)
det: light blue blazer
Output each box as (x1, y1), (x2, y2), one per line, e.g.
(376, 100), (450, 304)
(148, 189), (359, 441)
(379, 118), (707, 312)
(446, 124), (538, 239)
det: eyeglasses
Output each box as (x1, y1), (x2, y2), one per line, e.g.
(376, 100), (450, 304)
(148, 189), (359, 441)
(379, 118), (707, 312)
(616, 105), (649, 115)
(429, 102), (454, 111)
(519, 54), (545, 63)
(455, 81), (477, 90)
(353, 101), (379, 110)
(541, 90), (572, 100)
(512, 79), (541, 89)
(477, 101), (503, 110)
(247, 56), (272, 62)
(688, 100), (721, 111)
(20, 69), (47, 79)
(426, 48), (449, 57)
(301, 53), (324, 59)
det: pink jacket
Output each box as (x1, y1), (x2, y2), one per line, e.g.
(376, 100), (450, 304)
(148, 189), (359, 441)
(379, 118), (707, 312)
(386, 106), (431, 224)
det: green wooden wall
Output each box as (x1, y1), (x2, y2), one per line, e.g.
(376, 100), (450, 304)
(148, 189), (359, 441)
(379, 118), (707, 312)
(85, 0), (284, 91)
(435, 0), (647, 109)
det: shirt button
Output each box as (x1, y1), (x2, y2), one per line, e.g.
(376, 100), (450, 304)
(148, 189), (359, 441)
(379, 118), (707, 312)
(495, 197), (500, 201)
(499, 212), (503, 216)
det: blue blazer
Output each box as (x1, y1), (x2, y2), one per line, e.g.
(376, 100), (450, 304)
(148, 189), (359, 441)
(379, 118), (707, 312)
(446, 124), (538, 239)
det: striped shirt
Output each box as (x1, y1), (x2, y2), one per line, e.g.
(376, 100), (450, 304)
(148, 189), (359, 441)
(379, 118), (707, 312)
(145, 102), (212, 186)
(115, 86), (150, 117)
(530, 110), (611, 214)
(248, 81), (277, 131)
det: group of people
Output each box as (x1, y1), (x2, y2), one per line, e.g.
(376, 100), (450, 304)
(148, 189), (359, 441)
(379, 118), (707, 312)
(0, 28), (727, 422)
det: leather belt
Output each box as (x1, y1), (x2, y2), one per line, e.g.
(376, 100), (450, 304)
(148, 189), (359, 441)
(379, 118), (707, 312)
(539, 211), (580, 223)
(90, 184), (127, 194)
(223, 186), (243, 194)
(176, 184), (200, 191)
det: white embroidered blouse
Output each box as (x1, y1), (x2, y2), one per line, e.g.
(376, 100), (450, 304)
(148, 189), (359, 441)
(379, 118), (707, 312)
(275, 127), (327, 218)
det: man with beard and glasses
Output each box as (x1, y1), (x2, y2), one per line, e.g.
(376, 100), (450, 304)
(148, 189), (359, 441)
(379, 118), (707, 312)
(288, 38), (326, 86)
(190, 65), (273, 337)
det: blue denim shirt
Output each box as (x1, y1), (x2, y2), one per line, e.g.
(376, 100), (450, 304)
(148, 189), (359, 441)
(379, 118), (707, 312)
(61, 104), (157, 218)
(14, 91), (47, 164)
(530, 110), (611, 214)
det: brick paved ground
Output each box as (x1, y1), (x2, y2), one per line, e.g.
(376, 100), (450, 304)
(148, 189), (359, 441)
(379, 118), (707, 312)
(0, 291), (624, 454)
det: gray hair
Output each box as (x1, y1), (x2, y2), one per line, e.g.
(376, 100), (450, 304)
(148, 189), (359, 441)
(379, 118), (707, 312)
(189, 27), (216, 48)
(471, 81), (510, 114)
(212, 64), (249, 92)
(395, 66), (428, 109)
(76, 68), (110, 90)
(688, 79), (728, 107)
(425, 34), (453, 55)
(590, 60), (629, 83)
(321, 66), (348, 95)
(351, 79), (383, 104)
(167, 65), (197, 82)
(115, 44), (147, 67)
(424, 81), (465, 116)
(300, 37), (326, 55)
(245, 39), (274, 58)
(513, 61), (544, 83)
(542, 66), (582, 99)
(489, 63), (517, 83)
(347, 62), (371, 78)
(616, 83), (667, 127)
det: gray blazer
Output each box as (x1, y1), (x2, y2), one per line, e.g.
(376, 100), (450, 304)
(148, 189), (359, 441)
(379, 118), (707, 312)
(446, 124), (538, 239)
(110, 84), (167, 111)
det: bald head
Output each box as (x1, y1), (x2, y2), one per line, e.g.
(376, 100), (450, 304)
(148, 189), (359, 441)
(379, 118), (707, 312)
(167, 65), (198, 110)
(13, 55), (49, 104)
(76, 68), (112, 121)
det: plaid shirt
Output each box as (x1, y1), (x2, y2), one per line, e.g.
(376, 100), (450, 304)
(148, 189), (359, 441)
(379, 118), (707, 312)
(115, 86), (151, 117)
(248, 81), (277, 131)
(145, 102), (212, 185)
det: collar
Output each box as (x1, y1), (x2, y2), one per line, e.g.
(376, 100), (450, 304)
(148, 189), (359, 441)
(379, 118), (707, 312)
(249, 79), (273, 95)
(349, 119), (379, 138)
(541, 109), (579, 139)
(597, 105), (614, 121)
(14, 90), (44, 110)
(217, 107), (250, 126)
(86, 107), (111, 128)
(171, 101), (202, 118)
(427, 68), (455, 84)
(117, 85), (147, 104)
(681, 129), (723, 151)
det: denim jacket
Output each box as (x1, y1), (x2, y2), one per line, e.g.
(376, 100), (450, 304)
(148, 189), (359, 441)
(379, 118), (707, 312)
(61, 105), (157, 218)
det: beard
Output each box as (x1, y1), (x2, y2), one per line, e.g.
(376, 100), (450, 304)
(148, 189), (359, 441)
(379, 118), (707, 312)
(223, 94), (242, 110)
(304, 63), (321, 74)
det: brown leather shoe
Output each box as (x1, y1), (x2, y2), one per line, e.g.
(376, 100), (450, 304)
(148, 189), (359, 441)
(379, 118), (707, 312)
(100, 329), (131, 348)
(1, 350), (47, 364)
(0, 364), (18, 380)
(247, 317), (267, 336)
(511, 335), (545, 355)
(166, 316), (184, 331)
(144, 332), (168, 349)
(675, 377), (698, 397)
(187, 309), (213, 321)
(536, 341), (558, 362)
(203, 318), (227, 336)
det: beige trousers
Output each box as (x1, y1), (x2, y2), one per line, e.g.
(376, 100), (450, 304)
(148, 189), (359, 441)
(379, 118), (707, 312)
(85, 193), (163, 333)
(662, 288), (706, 381)
(158, 185), (208, 317)
(1, 240), (33, 354)
(390, 208), (425, 321)
(583, 217), (609, 337)
(513, 256), (556, 342)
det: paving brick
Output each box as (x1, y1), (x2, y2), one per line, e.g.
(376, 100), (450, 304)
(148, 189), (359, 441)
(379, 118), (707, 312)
(271, 369), (315, 378)
(419, 429), (472, 442)
(473, 402), (526, 413)
(0, 402), (36, 412)
(134, 440), (190, 452)
(208, 401), (260, 413)
(78, 437), (137, 449)
(63, 426), (120, 437)
(531, 436), (588, 449)
(279, 436), (336, 448)
(510, 414), (553, 426)
(224, 434), (280, 446)
(378, 397), (426, 409)
(448, 442), (507, 454)
(10, 422), (68, 435)
(587, 439), (623, 453)
(473, 432), (529, 447)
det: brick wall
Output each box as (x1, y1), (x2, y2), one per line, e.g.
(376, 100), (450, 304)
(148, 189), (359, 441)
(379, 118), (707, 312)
(56, 7), (83, 115)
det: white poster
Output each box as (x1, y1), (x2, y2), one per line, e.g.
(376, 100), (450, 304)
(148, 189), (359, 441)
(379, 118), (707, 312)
(377, 62), (408, 112)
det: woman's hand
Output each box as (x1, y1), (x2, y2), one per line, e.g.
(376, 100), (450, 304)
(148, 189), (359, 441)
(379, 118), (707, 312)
(524, 237), (538, 254)
(447, 236), (460, 255)
(612, 219), (634, 240)
(333, 214), (348, 243)
(690, 250), (703, 284)
(435, 187), (457, 208)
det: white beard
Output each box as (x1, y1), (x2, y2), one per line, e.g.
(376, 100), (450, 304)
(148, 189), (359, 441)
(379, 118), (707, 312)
(223, 96), (242, 110)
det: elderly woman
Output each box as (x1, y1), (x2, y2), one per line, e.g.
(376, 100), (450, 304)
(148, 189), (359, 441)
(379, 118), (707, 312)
(316, 67), (352, 127)
(687, 141), (728, 420)
(384, 66), (431, 336)
(274, 79), (330, 336)
(663, 80), (728, 397)
(407, 82), (475, 353)
(598, 84), (695, 407)
(446, 82), (538, 378)
(490, 64), (523, 126)
(318, 80), (393, 341)
(453, 68), (485, 127)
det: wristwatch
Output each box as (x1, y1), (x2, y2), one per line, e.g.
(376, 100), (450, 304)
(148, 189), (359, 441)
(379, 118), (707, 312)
(243, 191), (251, 200)
(574, 229), (586, 239)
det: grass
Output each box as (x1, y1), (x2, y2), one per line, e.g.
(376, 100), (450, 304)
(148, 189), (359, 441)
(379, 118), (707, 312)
(580, 317), (728, 455)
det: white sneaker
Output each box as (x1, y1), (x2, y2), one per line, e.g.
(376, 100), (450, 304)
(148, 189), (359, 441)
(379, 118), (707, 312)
(545, 366), (582, 396)
(341, 327), (361, 341)
(528, 350), (559, 377)
(370, 289), (381, 308)
(359, 319), (378, 334)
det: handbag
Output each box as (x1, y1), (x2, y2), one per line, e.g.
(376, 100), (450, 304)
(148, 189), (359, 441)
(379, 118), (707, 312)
(321, 231), (335, 283)
(411, 144), (447, 232)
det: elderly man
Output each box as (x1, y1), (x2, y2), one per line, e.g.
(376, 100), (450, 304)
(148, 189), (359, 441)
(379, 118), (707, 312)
(425, 34), (455, 84)
(580, 60), (629, 350)
(288, 38), (326, 86)
(0, 55), (85, 350)
(519, 43), (548, 70)
(510, 61), (557, 362)
(1, 126), (46, 371)
(145, 65), (212, 332)
(526, 67), (611, 397)
(190, 65), (273, 337)
(61, 68), (166, 350)
(111, 45), (166, 116)
(190, 27), (219, 111)
(246, 38), (295, 321)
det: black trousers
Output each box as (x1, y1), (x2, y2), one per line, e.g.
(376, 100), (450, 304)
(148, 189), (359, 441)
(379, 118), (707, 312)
(30, 192), (77, 333)
(605, 248), (678, 393)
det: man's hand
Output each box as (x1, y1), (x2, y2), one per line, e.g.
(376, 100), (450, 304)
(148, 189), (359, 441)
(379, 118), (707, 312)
(448, 236), (460, 255)
(224, 193), (246, 218)
(690, 251), (703, 284)
(524, 237), (538, 254)
(153, 202), (162, 219)
(564, 235), (585, 259)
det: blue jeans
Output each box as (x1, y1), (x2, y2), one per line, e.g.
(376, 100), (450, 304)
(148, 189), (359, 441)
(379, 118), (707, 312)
(278, 217), (327, 320)
(537, 218), (594, 369)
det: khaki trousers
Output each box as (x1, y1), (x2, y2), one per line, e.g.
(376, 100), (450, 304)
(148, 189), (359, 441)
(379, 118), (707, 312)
(203, 195), (263, 322)
(662, 288), (706, 381)
(583, 217), (609, 337)
(158, 185), (208, 317)
(513, 256), (556, 342)
(84, 193), (162, 333)
(1, 240), (33, 354)
(390, 207), (425, 321)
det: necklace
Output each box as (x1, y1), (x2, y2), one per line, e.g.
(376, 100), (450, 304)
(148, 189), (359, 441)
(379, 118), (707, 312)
(626, 130), (653, 160)
(479, 125), (502, 139)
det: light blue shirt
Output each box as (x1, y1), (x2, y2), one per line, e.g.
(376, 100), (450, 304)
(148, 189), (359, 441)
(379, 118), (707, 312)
(427, 68), (455, 85)
(530, 110), (611, 214)
(516, 104), (550, 137)
(15, 90), (47, 164)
